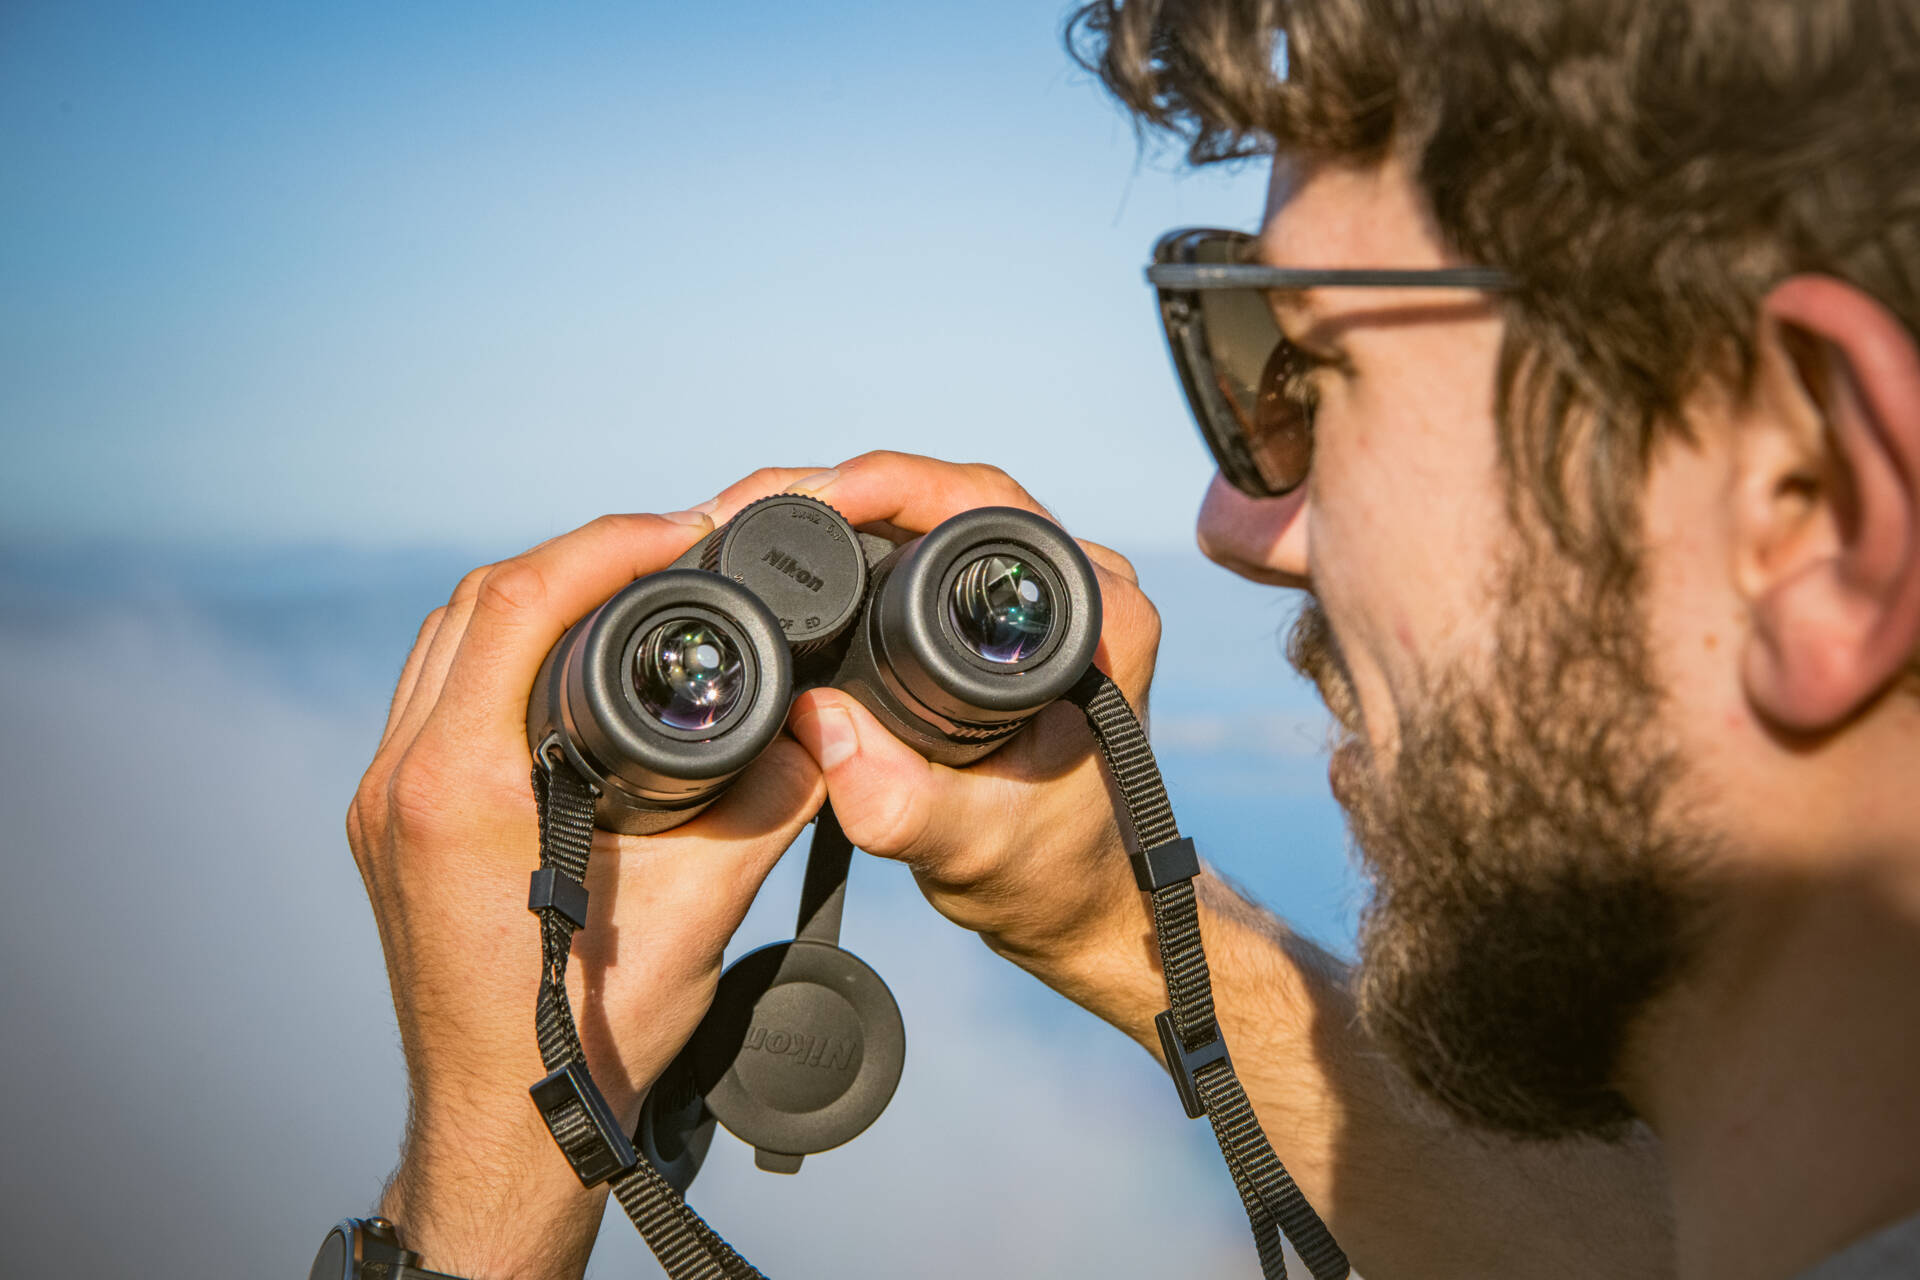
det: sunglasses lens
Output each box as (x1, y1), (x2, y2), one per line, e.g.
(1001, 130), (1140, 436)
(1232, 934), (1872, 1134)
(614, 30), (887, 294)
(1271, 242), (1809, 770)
(1165, 233), (1315, 497)
(1248, 338), (1315, 493)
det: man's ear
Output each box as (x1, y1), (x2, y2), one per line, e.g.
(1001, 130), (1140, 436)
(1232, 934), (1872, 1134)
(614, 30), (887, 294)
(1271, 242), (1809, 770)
(1740, 275), (1920, 733)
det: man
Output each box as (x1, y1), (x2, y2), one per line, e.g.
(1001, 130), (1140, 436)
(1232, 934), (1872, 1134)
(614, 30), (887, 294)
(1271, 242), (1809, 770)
(342, 1), (1920, 1277)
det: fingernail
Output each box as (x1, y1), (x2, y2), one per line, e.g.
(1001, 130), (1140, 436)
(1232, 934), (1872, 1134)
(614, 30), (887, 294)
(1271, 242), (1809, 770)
(793, 705), (857, 769)
(661, 507), (713, 526)
(787, 469), (839, 494)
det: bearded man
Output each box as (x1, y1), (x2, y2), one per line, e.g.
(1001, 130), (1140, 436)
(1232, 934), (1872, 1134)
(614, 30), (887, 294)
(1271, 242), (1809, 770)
(337, 2), (1920, 1278)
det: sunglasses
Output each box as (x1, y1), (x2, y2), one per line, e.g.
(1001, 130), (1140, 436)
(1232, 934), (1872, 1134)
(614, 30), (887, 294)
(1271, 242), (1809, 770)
(1147, 227), (1514, 498)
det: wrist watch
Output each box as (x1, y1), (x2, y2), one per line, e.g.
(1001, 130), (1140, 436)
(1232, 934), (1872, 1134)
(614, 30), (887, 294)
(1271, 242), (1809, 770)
(309, 1217), (469, 1280)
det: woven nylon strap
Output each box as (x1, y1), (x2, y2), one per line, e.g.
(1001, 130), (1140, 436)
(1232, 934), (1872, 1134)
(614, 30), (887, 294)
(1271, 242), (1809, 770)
(530, 759), (764, 1280)
(1064, 668), (1349, 1280)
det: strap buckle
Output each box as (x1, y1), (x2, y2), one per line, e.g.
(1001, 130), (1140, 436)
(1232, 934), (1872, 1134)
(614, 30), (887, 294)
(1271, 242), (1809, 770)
(1155, 1010), (1231, 1119)
(528, 867), (590, 931)
(1129, 836), (1200, 893)
(531, 1061), (639, 1186)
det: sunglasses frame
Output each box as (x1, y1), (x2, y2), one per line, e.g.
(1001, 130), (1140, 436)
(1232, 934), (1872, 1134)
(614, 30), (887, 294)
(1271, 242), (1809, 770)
(1148, 227), (1514, 498)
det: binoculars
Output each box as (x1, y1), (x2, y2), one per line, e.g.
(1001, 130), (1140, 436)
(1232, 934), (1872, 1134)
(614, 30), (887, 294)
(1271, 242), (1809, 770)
(527, 495), (1103, 832)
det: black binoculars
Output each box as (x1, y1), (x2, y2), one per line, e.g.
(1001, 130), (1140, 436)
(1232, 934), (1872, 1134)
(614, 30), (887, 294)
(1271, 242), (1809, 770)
(527, 495), (1103, 832)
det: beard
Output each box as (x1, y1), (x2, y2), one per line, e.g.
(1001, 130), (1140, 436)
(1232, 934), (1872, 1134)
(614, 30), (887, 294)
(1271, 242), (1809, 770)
(1288, 552), (1707, 1140)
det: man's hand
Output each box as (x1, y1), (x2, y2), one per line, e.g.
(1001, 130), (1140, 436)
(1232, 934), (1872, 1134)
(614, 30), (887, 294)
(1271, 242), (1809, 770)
(702, 454), (1168, 1022)
(346, 511), (824, 1280)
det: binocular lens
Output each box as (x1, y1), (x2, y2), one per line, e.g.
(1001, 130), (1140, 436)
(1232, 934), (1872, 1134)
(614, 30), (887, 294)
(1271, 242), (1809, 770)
(948, 554), (1055, 664)
(634, 619), (747, 729)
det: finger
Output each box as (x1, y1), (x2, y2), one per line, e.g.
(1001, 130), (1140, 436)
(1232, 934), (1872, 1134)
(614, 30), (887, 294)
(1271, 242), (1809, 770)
(851, 518), (916, 545)
(426, 512), (717, 746)
(786, 689), (1015, 885)
(378, 606), (450, 753)
(1089, 561), (1161, 708)
(702, 466), (832, 526)
(384, 564), (493, 755)
(794, 450), (1058, 534)
(678, 738), (827, 915)
(586, 739), (825, 984)
(1077, 538), (1139, 585)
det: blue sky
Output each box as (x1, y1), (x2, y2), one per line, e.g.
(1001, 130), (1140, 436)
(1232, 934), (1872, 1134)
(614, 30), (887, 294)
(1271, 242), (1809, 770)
(3, 0), (1272, 553)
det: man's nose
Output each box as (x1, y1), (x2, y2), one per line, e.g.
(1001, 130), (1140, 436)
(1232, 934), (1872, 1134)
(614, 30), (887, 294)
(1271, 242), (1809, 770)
(1195, 472), (1312, 589)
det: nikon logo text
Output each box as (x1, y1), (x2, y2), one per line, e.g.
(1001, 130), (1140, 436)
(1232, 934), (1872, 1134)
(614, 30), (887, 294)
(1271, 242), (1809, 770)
(762, 548), (824, 593)
(743, 1025), (857, 1071)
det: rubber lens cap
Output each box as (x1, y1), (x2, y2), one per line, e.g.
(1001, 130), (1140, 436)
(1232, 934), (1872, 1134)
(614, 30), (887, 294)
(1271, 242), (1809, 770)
(686, 940), (905, 1161)
(700, 495), (867, 656)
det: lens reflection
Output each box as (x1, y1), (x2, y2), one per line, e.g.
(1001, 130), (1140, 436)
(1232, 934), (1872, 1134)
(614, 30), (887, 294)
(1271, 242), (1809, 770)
(634, 619), (746, 729)
(950, 555), (1055, 663)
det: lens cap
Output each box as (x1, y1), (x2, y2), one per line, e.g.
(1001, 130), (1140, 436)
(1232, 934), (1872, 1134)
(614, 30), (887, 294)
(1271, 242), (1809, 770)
(686, 939), (905, 1171)
(699, 495), (868, 657)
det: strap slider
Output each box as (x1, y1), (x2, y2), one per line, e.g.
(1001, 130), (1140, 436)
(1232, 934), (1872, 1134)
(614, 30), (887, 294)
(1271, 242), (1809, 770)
(531, 1061), (638, 1186)
(1155, 1010), (1230, 1119)
(528, 868), (590, 931)
(1130, 836), (1200, 893)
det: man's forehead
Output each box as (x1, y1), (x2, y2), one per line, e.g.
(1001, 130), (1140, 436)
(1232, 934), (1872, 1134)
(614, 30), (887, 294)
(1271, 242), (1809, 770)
(1256, 153), (1450, 272)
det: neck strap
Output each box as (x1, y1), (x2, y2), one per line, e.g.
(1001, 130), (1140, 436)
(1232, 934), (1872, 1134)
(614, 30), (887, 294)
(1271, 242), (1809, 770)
(523, 668), (1348, 1280)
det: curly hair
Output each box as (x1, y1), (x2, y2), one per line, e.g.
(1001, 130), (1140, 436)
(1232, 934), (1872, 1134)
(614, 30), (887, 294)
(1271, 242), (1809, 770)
(1069, 0), (1920, 642)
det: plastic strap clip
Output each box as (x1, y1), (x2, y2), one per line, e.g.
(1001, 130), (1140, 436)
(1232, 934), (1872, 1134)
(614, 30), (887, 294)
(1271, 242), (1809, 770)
(1130, 836), (1200, 893)
(1156, 1010), (1231, 1120)
(531, 1061), (639, 1186)
(528, 868), (590, 931)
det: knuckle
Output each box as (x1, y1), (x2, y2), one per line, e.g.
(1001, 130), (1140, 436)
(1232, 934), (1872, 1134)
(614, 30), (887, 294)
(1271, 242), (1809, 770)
(965, 461), (1040, 506)
(580, 512), (628, 540)
(1123, 591), (1163, 652)
(349, 771), (391, 847)
(475, 559), (548, 618)
(849, 448), (909, 471)
(449, 564), (493, 608)
(584, 511), (664, 543)
(1135, 590), (1162, 638)
(413, 605), (448, 647)
(385, 751), (452, 841)
(850, 787), (928, 859)
(1094, 543), (1140, 581)
(588, 511), (643, 535)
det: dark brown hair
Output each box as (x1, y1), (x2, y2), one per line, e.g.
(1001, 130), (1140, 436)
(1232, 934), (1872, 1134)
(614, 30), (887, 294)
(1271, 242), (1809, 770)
(1070, 1), (1920, 651)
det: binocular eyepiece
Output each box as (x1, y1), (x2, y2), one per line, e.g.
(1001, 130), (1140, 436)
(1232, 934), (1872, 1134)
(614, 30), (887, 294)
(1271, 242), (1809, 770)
(527, 497), (1102, 834)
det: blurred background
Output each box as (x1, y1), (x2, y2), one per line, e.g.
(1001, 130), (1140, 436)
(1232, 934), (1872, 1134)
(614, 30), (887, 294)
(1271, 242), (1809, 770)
(0, 3), (1360, 1275)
